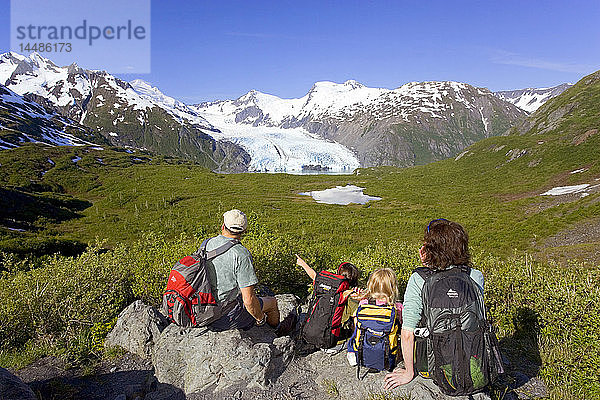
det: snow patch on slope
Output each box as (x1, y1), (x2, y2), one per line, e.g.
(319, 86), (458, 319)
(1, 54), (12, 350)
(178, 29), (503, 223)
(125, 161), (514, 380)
(541, 184), (590, 196)
(495, 84), (573, 113)
(129, 79), (215, 129)
(300, 184), (381, 205)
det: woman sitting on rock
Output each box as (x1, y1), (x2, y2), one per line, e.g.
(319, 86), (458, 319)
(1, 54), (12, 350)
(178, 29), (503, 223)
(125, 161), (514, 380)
(384, 219), (485, 389)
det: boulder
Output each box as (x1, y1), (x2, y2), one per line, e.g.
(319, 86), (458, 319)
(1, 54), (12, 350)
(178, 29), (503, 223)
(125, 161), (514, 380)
(152, 294), (299, 394)
(0, 367), (36, 400)
(105, 300), (169, 359)
(304, 350), (492, 400)
(273, 293), (298, 322)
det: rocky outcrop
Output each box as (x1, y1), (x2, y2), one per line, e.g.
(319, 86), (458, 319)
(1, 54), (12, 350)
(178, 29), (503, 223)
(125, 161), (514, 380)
(106, 295), (547, 399)
(0, 367), (36, 400)
(153, 324), (295, 394)
(105, 300), (170, 359)
(152, 294), (299, 394)
(106, 295), (300, 395)
(303, 350), (491, 400)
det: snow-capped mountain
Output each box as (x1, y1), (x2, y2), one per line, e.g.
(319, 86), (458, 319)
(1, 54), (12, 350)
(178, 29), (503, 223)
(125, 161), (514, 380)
(193, 80), (527, 167)
(0, 52), (531, 171)
(0, 83), (103, 149)
(0, 52), (215, 130)
(0, 52), (250, 172)
(494, 83), (572, 113)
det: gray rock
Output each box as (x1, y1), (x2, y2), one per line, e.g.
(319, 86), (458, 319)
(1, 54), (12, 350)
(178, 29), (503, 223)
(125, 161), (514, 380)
(105, 300), (169, 359)
(153, 324), (295, 394)
(0, 367), (36, 400)
(304, 350), (491, 400)
(274, 294), (299, 322)
(152, 295), (300, 395)
(511, 374), (549, 399)
(143, 385), (185, 400)
(113, 395), (126, 400)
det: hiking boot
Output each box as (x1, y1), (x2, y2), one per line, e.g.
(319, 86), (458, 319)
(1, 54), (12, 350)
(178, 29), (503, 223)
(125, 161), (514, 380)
(275, 313), (297, 337)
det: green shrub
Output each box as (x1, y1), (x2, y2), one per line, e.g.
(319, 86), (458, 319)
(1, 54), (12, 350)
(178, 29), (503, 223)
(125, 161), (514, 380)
(0, 241), (134, 361)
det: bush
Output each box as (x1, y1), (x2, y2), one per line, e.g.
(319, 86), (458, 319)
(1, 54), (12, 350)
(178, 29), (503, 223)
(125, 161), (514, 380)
(0, 241), (133, 360)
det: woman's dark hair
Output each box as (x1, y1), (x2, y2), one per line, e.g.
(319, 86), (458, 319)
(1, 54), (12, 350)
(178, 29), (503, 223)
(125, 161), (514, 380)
(338, 262), (360, 287)
(422, 219), (471, 270)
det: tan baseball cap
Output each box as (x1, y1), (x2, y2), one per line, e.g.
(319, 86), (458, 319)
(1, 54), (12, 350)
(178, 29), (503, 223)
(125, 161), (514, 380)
(223, 209), (247, 233)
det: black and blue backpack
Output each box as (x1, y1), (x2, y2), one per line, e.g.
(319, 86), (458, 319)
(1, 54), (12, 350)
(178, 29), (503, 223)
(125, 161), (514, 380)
(348, 301), (399, 379)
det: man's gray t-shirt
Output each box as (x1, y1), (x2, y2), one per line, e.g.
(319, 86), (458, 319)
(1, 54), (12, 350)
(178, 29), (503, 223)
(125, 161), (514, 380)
(205, 235), (258, 305)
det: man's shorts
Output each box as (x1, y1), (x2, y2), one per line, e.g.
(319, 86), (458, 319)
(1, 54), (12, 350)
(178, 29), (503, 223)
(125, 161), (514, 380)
(209, 295), (264, 331)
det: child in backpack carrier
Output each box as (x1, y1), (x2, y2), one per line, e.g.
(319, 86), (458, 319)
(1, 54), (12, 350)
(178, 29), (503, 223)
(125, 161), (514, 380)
(347, 268), (403, 374)
(296, 254), (362, 349)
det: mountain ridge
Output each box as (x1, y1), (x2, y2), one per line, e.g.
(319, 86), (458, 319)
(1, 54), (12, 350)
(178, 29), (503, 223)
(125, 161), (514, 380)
(0, 52), (251, 172)
(0, 51), (572, 171)
(193, 79), (527, 167)
(494, 83), (573, 113)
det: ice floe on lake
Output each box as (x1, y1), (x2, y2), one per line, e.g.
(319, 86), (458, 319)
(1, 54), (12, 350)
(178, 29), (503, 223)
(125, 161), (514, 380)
(300, 184), (381, 205)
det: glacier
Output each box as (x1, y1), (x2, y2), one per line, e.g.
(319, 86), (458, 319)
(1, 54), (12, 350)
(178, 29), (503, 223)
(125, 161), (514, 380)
(196, 104), (359, 173)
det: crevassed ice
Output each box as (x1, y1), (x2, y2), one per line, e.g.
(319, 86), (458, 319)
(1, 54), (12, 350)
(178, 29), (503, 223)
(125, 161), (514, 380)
(197, 108), (359, 172)
(300, 184), (381, 205)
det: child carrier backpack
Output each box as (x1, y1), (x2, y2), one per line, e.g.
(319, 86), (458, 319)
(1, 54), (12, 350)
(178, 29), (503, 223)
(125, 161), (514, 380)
(413, 266), (504, 396)
(302, 270), (350, 349)
(348, 301), (399, 379)
(162, 237), (239, 328)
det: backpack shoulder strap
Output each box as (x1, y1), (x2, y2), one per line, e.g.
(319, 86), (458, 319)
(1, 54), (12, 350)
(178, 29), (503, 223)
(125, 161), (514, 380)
(205, 238), (240, 260)
(199, 238), (210, 252)
(458, 264), (471, 275)
(413, 266), (434, 281)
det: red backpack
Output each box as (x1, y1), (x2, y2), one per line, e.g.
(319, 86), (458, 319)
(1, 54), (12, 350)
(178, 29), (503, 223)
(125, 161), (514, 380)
(162, 238), (239, 327)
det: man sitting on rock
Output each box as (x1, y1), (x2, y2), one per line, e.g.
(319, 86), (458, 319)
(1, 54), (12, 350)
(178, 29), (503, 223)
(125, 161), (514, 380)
(207, 209), (296, 336)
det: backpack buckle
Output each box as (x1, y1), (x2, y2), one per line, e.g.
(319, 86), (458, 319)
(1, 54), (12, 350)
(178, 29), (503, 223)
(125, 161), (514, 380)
(414, 327), (430, 338)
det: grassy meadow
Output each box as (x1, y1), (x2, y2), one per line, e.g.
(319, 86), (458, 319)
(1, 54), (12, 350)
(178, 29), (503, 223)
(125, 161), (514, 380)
(0, 123), (599, 399)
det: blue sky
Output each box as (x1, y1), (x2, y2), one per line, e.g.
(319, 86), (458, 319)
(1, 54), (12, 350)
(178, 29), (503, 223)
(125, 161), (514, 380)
(1, 0), (599, 103)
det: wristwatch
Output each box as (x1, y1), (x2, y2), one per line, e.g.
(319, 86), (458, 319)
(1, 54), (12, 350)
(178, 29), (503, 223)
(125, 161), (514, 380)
(256, 313), (267, 326)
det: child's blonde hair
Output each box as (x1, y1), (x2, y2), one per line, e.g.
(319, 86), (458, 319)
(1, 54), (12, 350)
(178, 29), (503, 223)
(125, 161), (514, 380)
(366, 268), (399, 304)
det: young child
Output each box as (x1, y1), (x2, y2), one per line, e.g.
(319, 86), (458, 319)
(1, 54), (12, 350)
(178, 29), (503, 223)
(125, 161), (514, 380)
(347, 268), (403, 367)
(295, 254), (362, 346)
(295, 254), (361, 300)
